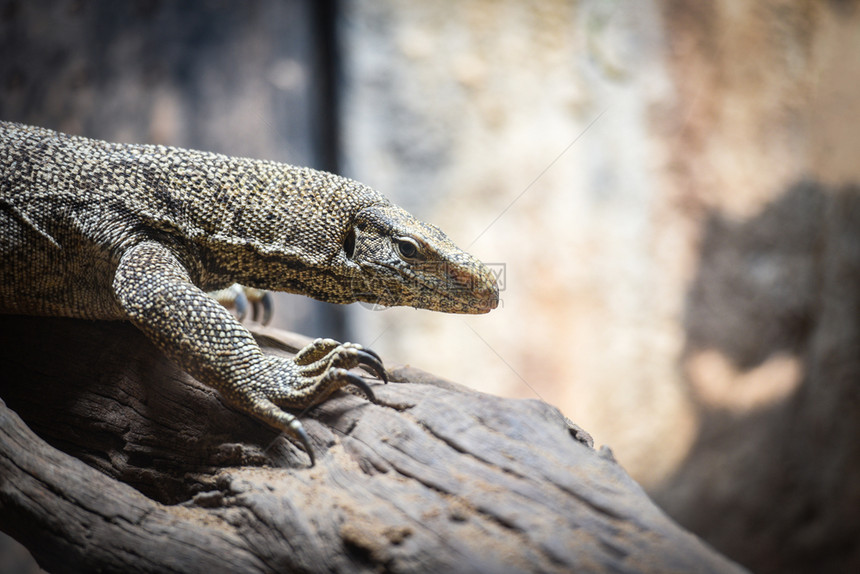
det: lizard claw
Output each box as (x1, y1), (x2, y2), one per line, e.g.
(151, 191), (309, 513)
(247, 395), (318, 466)
(251, 290), (274, 325)
(330, 368), (376, 402)
(209, 283), (248, 320)
(294, 421), (315, 467)
(231, 341), (387, 466)
(355, 350), (388, 384)
(234, 288), (250, 321)
(355, 345), (383, 365)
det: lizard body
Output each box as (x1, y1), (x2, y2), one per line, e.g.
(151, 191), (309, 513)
(0, 121), (498, 464)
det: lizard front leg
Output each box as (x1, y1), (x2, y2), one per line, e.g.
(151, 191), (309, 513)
(113, 240), (384, 465)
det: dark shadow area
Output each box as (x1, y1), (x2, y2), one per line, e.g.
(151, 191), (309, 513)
(654, 180), (860, 574)
(684, 181), (824, 371)
(0, 316), (298, 506)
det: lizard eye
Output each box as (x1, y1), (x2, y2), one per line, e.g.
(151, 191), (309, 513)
(394, 237), (421, 260)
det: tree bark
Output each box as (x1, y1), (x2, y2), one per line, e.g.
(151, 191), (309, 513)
(0, 315), (744, 573)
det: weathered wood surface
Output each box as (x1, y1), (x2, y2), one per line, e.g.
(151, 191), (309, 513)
(0, 315), (745, 573)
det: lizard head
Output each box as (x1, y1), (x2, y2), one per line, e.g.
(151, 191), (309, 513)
(341, 204), (499, 314)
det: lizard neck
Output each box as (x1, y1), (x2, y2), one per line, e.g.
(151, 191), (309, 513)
(180, 158), (383, 298)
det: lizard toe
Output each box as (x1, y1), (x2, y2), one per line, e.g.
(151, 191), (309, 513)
(248, 395), (316, 466)
(210, 283), (273, 324)
(294, 338), (342, 365)
(271, 366), (377, 407)
(210, 283), (250, 321)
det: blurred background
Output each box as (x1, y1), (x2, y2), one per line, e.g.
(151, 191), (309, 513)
(2, 1), (859, 573)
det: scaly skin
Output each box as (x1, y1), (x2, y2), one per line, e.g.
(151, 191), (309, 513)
(0, 121), (499, 464)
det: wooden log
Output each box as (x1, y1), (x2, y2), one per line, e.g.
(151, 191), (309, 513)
(0, 315), (745, 573)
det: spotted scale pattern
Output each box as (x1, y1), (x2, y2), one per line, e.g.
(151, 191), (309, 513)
(0, 121), (499, 464)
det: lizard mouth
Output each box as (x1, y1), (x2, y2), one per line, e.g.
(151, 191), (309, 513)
(359, 261), (499, 314)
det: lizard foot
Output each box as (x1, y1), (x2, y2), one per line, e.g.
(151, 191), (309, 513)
(246, 339), (387, 466)
(210, 283), (274, 325)
(277, 338), (388, 404)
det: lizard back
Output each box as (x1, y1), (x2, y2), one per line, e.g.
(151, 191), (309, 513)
(0, 121), (382, 319)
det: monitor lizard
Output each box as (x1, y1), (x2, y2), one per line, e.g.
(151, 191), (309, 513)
(0, 121), (499, 465)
